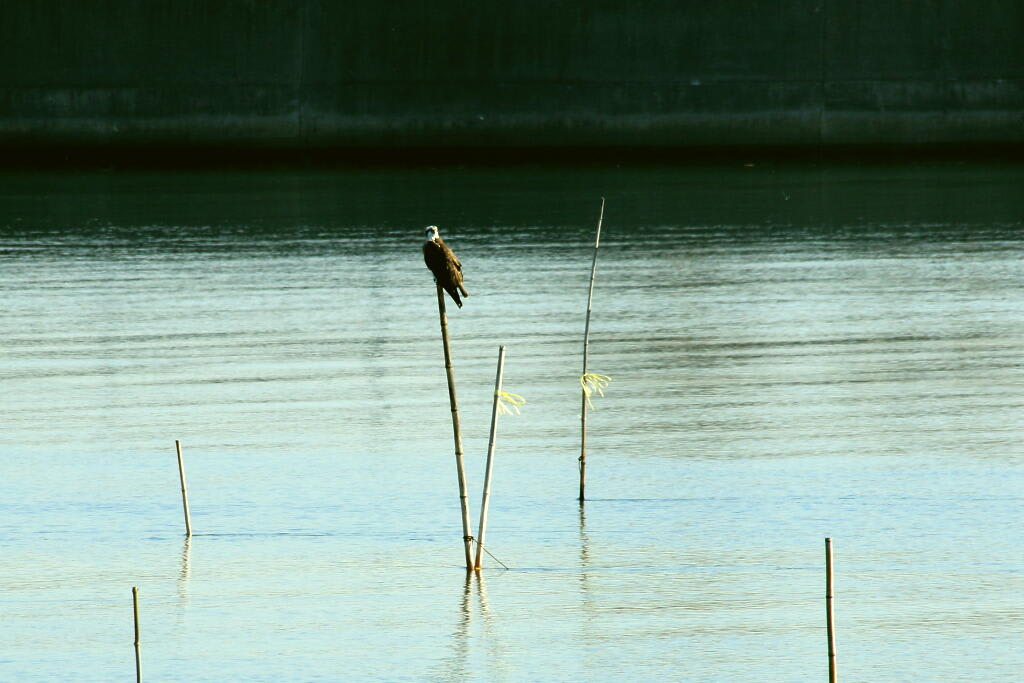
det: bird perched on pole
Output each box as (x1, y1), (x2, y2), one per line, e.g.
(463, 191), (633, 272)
(423, 225), (469, 308)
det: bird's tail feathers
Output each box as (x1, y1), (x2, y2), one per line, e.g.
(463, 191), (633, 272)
(446, 286), (464, 308)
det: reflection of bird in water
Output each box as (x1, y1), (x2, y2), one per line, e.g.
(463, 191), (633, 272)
(423, 225), (469, 308)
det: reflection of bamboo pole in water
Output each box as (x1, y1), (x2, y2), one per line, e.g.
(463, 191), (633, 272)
(577, 504), (595, 651)
(577, 505), (593, 595)
(439, 572), (474, 681)
(177, 537), (191, 600)
(474, 571), (491, 622)
(443, 573), (504, 679)
(474, 571), (508, 677)
(453, 571), (473, 679)
(578, 504), (590, 563)
(459, 570), (472, 632)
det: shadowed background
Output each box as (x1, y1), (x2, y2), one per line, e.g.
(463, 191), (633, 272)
(2, 1), (1023, 153)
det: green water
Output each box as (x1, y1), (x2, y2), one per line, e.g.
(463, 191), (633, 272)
(2, 162), (1023, 681)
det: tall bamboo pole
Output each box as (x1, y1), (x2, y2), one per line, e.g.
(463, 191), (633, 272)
(175, 440), (192, 537)
(579, 198), (605, 502)
(475, 346), (506, 570)
(825, 537), (837, 683)
(132, 586), (141, 683)
(436, 284), (474, 570)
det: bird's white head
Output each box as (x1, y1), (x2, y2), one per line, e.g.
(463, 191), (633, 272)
(425, 225), (440, 242)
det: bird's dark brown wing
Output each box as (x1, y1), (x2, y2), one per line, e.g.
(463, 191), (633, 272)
(424, 239), (466, 306)
(438, 238), (468, 296)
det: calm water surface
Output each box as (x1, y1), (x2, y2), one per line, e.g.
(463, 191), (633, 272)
(1, 163), (1023, 681)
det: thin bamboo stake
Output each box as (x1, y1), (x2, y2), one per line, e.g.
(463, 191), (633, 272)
(825, 537), (837, 683)
(132, 586), (141, 683)
(579, 198), (605, 502)
(175, 440), (192, 537)
(436, 283), (474, 570)
(475, 346), (506, 570)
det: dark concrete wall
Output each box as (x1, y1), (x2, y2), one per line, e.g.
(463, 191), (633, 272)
(1, 1), (1022, 149)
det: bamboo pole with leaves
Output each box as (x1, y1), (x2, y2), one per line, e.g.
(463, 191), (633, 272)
(473, 350), (524, 570)
(475, 346), (506, 570)
(436, 284), (475, 570)
(579, 198), (606, 502)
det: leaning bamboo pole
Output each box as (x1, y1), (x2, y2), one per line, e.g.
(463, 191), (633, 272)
(579, 198), (605, 502)
(174, 440), (192, 537)
(436, 284), (474, 570)
(475, 346), (506, 570)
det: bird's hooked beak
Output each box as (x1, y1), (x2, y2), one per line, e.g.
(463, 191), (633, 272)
(425, 225), (439, 241)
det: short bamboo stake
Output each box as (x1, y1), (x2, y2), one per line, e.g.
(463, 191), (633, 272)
(132, 586), (141, 683)
(175, 440), (192, 537)
(825, 537), (837, 683)
(474, 346), (506, 570)
(579, 198), (605, 502)
(436, 284), (474, 570)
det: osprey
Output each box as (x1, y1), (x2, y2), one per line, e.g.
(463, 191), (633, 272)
(423, 225), (468, 308)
